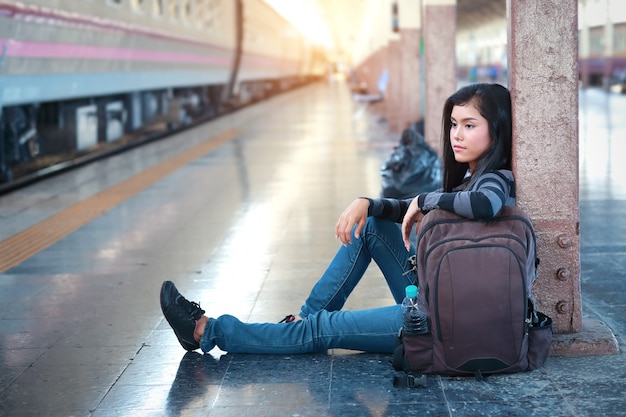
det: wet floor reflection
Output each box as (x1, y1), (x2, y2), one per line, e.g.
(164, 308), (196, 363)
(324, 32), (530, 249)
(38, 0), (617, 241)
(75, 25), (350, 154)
(164, 351), (434, 417)
(165, 352), (225, 416)
(579, 88), (626, 201)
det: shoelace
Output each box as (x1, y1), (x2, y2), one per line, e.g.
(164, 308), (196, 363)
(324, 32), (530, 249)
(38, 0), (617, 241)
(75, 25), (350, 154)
(188, 301), (205, 321)
(177, 296), (205, 321)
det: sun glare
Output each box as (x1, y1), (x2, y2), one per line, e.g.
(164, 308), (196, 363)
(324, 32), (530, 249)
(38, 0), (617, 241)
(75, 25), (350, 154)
(264, 0), (335, 49)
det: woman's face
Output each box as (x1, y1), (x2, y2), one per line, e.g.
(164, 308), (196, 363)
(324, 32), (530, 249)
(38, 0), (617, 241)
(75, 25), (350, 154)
(449, 101), (492, 173)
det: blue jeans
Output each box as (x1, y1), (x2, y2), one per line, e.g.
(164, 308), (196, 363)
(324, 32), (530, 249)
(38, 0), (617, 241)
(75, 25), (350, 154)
(199, 218), (416, 354)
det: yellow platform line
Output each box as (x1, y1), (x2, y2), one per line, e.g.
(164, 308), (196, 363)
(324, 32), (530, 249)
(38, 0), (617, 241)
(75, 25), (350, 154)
(0, 129), (240, 273)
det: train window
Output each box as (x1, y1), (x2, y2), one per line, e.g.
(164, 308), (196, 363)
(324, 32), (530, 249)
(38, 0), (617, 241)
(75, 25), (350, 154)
(168, 0), (180, 21)
(130, 0), (144, 12)
(152, 0), (164, 17)
(589, 26), (605, 56)
(180, 0), (191, 23)
(202, 0), (222, 31)
(615, 23), (626, 53)
(194, 0), (203, 27)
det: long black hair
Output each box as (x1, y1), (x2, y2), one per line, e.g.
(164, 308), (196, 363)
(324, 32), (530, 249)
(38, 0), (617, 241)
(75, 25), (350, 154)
(440, 83), (512, 192)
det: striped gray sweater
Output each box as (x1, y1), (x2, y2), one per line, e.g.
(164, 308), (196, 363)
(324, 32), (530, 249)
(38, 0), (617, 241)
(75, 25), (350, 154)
(366, 170), (515, 223)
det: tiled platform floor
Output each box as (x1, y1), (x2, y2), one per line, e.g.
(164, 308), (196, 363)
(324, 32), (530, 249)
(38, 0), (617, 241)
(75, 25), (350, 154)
(0, 81), (625, 417)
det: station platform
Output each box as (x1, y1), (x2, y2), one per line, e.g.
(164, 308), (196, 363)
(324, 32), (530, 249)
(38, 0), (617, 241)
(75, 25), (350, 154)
(0, 80), (625, 417)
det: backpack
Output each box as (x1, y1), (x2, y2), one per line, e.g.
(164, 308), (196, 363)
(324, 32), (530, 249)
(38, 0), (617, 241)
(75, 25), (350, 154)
(392, 205), (553, 385)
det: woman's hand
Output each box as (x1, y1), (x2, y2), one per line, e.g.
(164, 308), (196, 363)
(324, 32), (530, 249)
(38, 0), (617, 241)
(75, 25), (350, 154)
(401, 197), (425, 251)
(335, 198), (370, 246)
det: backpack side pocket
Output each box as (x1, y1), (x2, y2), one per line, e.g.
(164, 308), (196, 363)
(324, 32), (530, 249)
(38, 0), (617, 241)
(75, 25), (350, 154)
(527, 311), (553, 370)
(403, 332), (434, 374)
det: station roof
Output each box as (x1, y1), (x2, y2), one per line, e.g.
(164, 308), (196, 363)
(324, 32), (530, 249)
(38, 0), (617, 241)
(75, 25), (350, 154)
(311, 0), (506, 63)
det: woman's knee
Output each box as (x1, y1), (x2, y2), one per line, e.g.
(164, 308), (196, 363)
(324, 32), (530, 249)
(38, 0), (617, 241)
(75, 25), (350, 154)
(361, 217), (401, 240)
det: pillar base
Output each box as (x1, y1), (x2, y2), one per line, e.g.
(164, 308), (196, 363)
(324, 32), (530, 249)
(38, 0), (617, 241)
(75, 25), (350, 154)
(550, 318), (619, 356)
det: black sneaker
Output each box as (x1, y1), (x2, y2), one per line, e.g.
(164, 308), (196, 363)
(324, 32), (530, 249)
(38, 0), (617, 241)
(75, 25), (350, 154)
(160, 281), (205, 351)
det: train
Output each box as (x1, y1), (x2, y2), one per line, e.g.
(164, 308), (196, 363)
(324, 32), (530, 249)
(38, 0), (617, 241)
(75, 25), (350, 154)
(0, 0), (327, 187)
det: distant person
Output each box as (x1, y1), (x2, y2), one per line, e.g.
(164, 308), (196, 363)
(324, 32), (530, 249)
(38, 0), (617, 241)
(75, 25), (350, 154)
(469, 66), (477, 83)
(160, 83), (514, 355)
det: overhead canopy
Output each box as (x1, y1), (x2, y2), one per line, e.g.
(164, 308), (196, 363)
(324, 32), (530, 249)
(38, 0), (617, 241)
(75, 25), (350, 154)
(293, 0), (507, 66)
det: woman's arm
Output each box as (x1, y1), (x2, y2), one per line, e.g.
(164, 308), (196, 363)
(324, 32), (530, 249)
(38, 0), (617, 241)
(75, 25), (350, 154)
(364, 197), (414, 223)
(416, 170), (514, 219)
(400, 171), (513, 249)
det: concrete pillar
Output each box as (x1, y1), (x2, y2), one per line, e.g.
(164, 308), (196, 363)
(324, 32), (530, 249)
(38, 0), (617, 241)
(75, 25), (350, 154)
(508, 0), (581, 335)
(351, 1), (393, 119)
(386, 0), (422, 133)
(508, 0), (618, 353)
(386, 37), (403, 132)
(579, 0), (590, 88)
(423, 0), (456, 155)
(507, 0), (617, 356)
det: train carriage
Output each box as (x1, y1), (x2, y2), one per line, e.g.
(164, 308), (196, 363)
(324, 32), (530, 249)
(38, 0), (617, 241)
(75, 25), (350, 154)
(0, 0), (325, 187)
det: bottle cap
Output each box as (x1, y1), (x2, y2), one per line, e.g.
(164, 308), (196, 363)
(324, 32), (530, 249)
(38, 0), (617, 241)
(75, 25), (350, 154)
(405, 285), (418, 298)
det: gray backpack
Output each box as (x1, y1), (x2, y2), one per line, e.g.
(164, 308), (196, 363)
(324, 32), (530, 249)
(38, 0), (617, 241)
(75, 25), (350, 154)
(393, 206), (553, 385)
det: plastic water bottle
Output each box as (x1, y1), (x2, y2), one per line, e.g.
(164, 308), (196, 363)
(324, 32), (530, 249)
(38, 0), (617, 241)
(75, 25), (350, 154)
(401, 285), (429, 336)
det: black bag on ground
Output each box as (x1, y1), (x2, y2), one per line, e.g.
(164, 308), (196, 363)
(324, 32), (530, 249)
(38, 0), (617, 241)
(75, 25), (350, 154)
(381, 124), (442, 199)
(393, 206), (553, 384)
